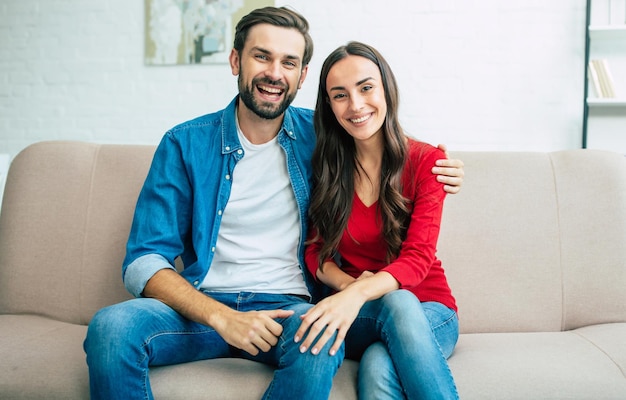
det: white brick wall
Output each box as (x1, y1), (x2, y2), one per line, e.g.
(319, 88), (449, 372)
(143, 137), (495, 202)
(0, 0), (587, 160)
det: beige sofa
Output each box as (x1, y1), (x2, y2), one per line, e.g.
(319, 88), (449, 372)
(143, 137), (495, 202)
(0, 141), (624, 399)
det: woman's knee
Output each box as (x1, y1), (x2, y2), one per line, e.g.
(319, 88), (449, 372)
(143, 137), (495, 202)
(382, 289), (414, 303)
(377, 290), (428, 325)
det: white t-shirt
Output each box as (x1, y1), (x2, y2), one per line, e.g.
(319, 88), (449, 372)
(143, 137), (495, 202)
(200, 123), (309, 297)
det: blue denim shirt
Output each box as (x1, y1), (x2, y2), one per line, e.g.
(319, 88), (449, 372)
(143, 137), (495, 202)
(122, 96), (319, 300)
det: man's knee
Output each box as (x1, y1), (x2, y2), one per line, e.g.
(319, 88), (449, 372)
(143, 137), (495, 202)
(84, 299), (159, 356)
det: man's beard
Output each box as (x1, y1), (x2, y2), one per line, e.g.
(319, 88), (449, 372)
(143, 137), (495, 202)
(238, 76), (297, 120)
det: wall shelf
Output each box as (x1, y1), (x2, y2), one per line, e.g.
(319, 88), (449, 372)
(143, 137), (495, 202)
(589, 25), (626, 39)
(583, 1), (626, 152)
(587, 98), (626, 106)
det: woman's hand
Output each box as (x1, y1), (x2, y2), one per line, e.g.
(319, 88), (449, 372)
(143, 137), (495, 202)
(294, 271), (399, 356)
(355, 270), (374, 282)
(294, 288), (367, 356)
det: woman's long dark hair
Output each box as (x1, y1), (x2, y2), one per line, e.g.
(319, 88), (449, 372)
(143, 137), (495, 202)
(309, 41), (409, 270)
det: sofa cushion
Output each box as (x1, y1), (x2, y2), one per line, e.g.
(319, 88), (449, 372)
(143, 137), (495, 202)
(573, 323), (626, 377)
(151, 358), (358, 399)
(0, 313), (358, 400)
(5, 314), (623, 400)
(0, 315), (90, 399)
(449, 324), (626, 399)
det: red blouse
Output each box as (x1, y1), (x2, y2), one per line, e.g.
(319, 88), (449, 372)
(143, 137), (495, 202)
(305, 139), (457, 312)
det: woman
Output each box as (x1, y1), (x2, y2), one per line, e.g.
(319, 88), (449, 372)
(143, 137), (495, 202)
(294, 41), (459, 399)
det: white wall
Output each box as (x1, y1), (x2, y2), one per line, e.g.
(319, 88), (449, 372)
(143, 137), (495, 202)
(0, 0), (587, 160)
(0, 153), (8, 212)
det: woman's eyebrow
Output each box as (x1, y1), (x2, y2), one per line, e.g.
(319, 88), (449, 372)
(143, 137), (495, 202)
(329, 77), (374, 92)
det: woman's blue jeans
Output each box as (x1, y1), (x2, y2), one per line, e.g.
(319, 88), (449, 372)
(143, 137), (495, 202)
(83, 292), (343, 400)
(346, 290), (459, 400)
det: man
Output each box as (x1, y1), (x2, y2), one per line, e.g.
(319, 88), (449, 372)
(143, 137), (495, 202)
(84, 6), (464, 399)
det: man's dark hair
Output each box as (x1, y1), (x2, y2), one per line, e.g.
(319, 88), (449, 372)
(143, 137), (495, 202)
(233, 6), (314, 67)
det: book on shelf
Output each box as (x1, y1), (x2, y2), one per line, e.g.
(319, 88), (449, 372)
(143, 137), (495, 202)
(588, 60), (603, 97)
(589, 59), (616, 98)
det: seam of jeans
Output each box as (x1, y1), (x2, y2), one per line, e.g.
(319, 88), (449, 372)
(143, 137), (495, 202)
(137, 328), (217, 369)
(430, 310), (458, 331)
(142, 368), (150, 400)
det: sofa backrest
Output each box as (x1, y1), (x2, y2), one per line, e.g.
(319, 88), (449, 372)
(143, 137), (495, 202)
(0, 142), (624, 332)
(438, 150), (626, 333)
(0, 141), (155, 325)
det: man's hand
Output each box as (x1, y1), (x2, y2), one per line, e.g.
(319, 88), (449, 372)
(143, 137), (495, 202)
(434, 144), (465, 194)
(142, 268), (294, 356)
(212, 308), (295, 356)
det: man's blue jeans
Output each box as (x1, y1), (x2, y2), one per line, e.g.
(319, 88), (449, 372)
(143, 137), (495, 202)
(83, 292), (344, 400)
(345, 290), (459, 400)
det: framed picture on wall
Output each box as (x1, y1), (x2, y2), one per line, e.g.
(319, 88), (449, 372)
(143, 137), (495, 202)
(145, 0), (274, 65)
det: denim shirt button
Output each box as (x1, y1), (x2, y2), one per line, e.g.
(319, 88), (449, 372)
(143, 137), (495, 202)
(225, 174), (230, 180)
(225, 146), (230, 151)
(193, 280), (199, 286)
(211, 247), (216, 252)
(237, 149), (243, 155)
(217, 210), (222, 216)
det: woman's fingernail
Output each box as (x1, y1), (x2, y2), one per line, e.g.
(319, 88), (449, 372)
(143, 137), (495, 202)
(299, 345), (307, 353)
(294, 335), (300, 343)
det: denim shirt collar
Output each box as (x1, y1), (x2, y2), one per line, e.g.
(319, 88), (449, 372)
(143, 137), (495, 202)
(220, 96), (298, 155)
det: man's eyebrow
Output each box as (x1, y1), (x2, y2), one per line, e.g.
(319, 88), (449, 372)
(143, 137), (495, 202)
(251, 46), (301, 62)
(249, 46), (271, 57)
(329, 77), (374, 92)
